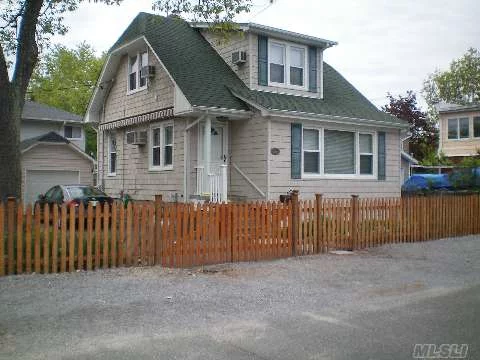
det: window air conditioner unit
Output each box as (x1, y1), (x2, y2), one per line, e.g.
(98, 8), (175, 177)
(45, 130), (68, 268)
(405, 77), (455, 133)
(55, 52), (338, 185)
(232, 51), (247, 65)
(126, 131), (147, 145)
(140, 65), (155, 79)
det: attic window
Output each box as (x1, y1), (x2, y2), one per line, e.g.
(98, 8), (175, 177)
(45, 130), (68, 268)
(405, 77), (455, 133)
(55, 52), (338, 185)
(128, 51), (148, 93)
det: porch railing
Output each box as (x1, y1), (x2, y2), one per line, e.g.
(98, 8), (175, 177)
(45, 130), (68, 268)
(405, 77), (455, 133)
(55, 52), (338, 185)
(195, 166), (204, 196)
(195, 165), (227, 202)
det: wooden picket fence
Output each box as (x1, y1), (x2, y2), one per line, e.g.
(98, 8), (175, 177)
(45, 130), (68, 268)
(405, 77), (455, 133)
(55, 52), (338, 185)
(0, 192), (479, 276)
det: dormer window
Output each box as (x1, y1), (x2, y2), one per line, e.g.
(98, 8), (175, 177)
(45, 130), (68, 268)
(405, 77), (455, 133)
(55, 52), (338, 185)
(128, 51), (148, 93)
(268, 40), (307, 90)
(290, 47), (305, 87)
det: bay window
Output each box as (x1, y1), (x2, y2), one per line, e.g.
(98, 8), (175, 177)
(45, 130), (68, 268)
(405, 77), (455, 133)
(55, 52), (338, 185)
(150, 122), (174, 170)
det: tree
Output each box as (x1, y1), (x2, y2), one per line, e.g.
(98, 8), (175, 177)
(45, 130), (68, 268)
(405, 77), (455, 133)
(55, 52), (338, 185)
(382, 91), (438, 161)
(29, 42), (105, 156)
(423, 48), (480, 107)
(0, 0), (257, 199)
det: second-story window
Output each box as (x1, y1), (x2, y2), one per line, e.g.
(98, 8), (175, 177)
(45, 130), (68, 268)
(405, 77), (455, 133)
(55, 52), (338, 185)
(64, 125), (82, 139)
(269, 43), (285, 84)
(474, 117), (480, 138)
(448, 118), (470, 139)
(290, 47), (305, 87)
(128, 51), (148, 93)
(269, 40), (307, 89)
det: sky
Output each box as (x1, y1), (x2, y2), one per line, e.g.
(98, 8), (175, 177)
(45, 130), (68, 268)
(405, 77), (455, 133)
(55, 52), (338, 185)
(51, 0), (480, 110)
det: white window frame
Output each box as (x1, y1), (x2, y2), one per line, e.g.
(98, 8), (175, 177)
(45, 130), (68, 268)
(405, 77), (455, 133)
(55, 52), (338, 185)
(358, 132), (376, 176)
(302, 127), (321, 175)
(64, 125), (82, 140)
(447, 117), (470, 140)
(149, 121), (174, 171)
(107, 132), (117, 177)
(127, 50), (148, 95)
(474, 116), (480, 138)
(300, 126), (377, 180)
(268, 39), (308, 91)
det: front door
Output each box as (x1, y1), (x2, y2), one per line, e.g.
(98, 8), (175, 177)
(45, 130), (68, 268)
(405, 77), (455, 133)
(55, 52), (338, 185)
(210, 123), (226, 168)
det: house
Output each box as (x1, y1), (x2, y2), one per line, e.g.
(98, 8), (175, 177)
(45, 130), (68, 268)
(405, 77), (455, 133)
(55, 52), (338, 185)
(399, 135), (418, 184)
(21, 101), (95, 205)
(437, 102), (480, 162)
(86, 13), (407, 202)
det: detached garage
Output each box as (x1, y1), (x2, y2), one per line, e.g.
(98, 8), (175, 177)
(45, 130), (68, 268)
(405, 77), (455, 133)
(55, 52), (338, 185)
(21, 132), (95, 205)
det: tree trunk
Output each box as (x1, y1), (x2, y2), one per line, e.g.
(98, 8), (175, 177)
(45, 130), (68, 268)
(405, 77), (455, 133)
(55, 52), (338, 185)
(0, 85), (22, 200)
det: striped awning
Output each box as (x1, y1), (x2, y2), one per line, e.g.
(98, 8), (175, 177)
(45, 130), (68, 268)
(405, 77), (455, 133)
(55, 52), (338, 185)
(98, 107), (174, 130)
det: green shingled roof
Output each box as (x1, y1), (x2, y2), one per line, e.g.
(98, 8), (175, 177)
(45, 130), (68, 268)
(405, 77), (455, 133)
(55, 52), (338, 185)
(111, 13), (249, 111)
(231, 63), (404, 125)
(111, 13), (405, 126)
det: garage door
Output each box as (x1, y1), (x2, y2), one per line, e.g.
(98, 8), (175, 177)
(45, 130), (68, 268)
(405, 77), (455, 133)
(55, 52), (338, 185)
(25, 170), (80, 205)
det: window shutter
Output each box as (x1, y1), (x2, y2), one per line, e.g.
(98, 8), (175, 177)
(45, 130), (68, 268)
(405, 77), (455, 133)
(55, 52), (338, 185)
(378, 132), (386, 180)
(258, 35), (268, 86)
(308, 46), (317, 93)
(291, 123), (302, 179)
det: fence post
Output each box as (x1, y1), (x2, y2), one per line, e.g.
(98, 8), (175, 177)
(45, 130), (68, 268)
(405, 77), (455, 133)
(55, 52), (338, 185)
(154, 194), (163, 265)
(315, 193), (323, 253)
(291, 190), (299, 256)
(350, 195), (359, 251)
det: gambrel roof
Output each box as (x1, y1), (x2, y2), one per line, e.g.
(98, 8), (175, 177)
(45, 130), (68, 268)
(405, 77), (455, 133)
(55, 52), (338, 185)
(90, 12), (404, 127)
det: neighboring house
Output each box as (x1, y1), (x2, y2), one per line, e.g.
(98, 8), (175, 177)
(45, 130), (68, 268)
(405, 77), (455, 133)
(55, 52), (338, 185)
(437, 102), (480, 162)
(21, 101), (95, 205)
(400, 136), (418, 184)
(86, 13), (407, 202)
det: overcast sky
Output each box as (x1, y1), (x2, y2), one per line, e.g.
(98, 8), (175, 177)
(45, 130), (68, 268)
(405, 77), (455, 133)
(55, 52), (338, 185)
(52, 0), (480, 110)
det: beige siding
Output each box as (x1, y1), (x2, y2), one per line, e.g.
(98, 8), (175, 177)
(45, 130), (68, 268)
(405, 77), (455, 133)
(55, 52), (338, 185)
(21, 144), (94, 195)
(229, 116), (268, 201)
(439, 110), (480, 157)
(201, 31), (322, 98)
(103, 52), (174, 123)
(268, 119), (401, 199)
(201, 30), (250, 86)
(99, 119), (187, 202)
(98, 47), (183, 201)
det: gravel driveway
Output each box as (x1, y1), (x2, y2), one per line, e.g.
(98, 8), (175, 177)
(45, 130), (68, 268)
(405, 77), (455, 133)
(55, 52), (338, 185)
(1, 236), (479, 360)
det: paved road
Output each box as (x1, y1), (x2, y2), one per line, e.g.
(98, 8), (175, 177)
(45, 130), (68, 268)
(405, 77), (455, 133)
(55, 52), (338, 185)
(1, 236), (479, 360)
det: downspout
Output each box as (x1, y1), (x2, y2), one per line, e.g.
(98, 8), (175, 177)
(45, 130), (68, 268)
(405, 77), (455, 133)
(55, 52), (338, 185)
(183, 120), (188, 203)
(99, 79), (114, 190)
(267, 117), (271, 200)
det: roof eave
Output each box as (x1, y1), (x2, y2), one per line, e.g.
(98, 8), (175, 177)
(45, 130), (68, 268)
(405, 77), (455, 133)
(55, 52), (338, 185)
(190, 22), (337, 48)
(230, 89), (407, 129)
